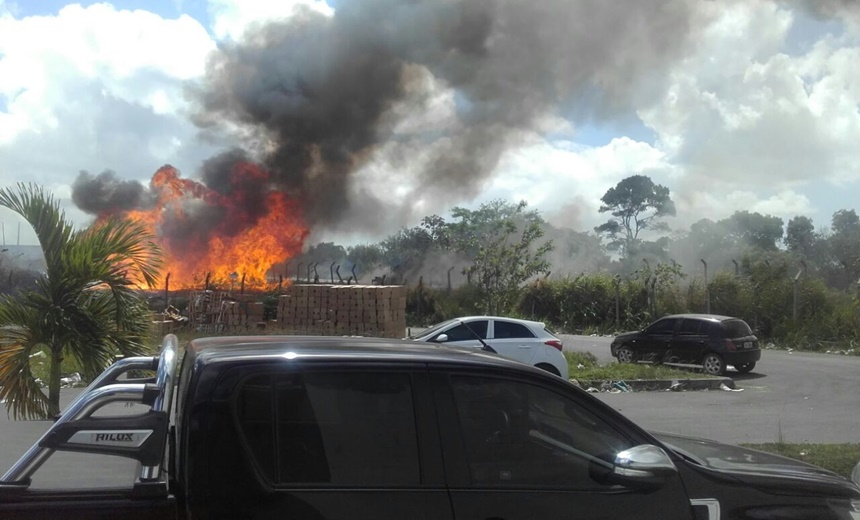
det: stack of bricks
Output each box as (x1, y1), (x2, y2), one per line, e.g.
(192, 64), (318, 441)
(278, 284), (407, 338)
(151, 313), (179, 336)
(219, 300), (266, 330)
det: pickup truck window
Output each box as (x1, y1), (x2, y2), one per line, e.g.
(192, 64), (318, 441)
(450, 376), (633, 489)
(237, 371), (420, 487)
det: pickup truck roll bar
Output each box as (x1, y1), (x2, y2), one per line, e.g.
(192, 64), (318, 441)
(0, 334), (179, 489)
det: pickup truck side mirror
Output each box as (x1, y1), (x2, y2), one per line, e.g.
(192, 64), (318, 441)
(591, 444), (677, 489)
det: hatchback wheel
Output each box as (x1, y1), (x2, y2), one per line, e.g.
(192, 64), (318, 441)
(616, 345), (636, 364)
(735, 362), (756, 374)
(702, 353), (725, 376)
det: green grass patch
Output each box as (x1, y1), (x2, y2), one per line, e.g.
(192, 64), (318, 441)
(740, 443), (860, 479)
(564, 351), (717, 381)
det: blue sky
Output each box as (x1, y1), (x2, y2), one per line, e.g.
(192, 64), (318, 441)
(1, 0), (860, 247)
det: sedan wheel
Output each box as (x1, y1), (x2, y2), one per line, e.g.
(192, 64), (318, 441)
(735, 362), (756, 374)
(702, 353), (725, 376)
(616, 345), (636, 364)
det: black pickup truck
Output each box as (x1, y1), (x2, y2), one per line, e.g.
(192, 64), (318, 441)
(1, 334), (859, 519)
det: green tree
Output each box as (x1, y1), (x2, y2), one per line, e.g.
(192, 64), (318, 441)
(594, 175), (676, 258)
(725, 211), (784, 251)
(0, 184), (163, 419)
(785, 216), (817, 257)
(444, 200), (553, 314)
(346, 243), (383, 272)
(379, 226), (435, 278)
(826, 209), (860, 290)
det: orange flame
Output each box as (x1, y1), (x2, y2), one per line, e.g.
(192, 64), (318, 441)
(119, 163), (308, 289)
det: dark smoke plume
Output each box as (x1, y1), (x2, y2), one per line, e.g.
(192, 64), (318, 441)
(789, 0), (860, 22)
(72, 170), (154, 214)
(72, 0), (705, 240)
(187, 0), (701, 233)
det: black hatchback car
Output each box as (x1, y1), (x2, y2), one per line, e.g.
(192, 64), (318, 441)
(610, 313), (761, 375)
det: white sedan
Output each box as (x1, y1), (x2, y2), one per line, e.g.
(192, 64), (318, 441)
(412, 316), (569, 379)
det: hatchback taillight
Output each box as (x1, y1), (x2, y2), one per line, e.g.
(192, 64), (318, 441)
(725, 339), (736, 351)
(545, 339), (563, 351)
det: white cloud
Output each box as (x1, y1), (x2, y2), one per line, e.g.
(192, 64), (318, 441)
(0, 3), (219, 225)
(479, 136), (672, 232)
(208, 0), (333, 41)
(637, 1), (860, 228)
(0, 3), (214, 142)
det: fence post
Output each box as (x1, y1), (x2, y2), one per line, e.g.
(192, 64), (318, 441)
(793, 262), (806, 323)
(614, 275), (621, 330)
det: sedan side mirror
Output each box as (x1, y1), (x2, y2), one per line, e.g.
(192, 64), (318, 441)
(435, 333), (449, 343)
(591, 444), (677, 489)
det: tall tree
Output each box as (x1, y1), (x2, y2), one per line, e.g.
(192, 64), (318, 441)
(725, 211), (783, 251)
(346, 244), (383, 272)
(594, 175), (676, 258)
(784, 216), (817, 258)
(380, 226), (435, 278)
(827, 209), (860, 290)
(0, 184), (163, 419)
(443, 200), (553, 314)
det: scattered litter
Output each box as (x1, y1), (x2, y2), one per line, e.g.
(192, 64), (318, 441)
(720, 382), (744, 392)
(29, 351), (46, 359)
(668, 380), (684, 392)
(569, 379), (581, 388)
(586, 387), (600, 393)
(576, 363), (585, 370)
(609, 388), (622, 393)
(611, 381), (631, 393)
(60, 373), (84, 388)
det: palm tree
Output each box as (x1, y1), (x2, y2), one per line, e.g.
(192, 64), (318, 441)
(0, 183), (163, 419)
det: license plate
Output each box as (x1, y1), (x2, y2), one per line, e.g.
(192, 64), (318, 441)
(743, 341), (752, 349)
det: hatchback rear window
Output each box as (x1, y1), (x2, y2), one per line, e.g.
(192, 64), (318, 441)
(493, 321), (536, 339)
(721, 319), (753, 338)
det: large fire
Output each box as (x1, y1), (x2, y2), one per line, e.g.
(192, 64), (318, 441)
(114, 164), (308, 290)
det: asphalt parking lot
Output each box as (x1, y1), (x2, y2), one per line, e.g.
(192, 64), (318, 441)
(562, 334), (860, 444)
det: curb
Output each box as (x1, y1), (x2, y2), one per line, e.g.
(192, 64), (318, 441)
(573, 377), (737, 393)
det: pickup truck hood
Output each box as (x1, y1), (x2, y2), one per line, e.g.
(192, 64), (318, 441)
(652, 431), (860, 499)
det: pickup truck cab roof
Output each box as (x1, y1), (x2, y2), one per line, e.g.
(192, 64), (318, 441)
(186, 335), (532, 371)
